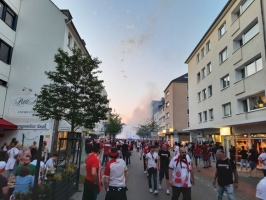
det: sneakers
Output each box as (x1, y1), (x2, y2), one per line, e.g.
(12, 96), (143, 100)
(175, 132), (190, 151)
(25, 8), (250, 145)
(149, 188), (153, 193)
(158, 184), (162, 190)
(154, 190), (158, 195)
(166, 189), (170, 195)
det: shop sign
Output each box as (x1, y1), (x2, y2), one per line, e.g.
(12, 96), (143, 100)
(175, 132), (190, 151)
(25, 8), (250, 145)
(8, 94), (37, 118)
(16, 123), (49, 130)
(220, 127), (231, 135)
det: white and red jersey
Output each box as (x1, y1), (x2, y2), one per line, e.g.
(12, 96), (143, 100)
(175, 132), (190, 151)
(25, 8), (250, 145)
(103, 143), (111, 154)
(104, 158), (128, 187)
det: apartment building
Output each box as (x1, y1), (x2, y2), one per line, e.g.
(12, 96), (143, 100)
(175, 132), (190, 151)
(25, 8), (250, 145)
(0, 0), (101, 153)
(157, 102), (166, 141)
(185, 0), (266, 162)
(0, 0), (19, 126)
(164, 74), (189, 147)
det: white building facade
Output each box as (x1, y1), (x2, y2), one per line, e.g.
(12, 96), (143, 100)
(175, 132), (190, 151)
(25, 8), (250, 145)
(0, 0), (102, 153)
(185, 0), (266, 163)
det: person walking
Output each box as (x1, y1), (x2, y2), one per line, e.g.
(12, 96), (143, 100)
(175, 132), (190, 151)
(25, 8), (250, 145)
(141, 143), (150, 175)
(145, 146), (159, 195)
(247, 145), (259, 177)
(82, 142), (102, 200)
(122, 141), (129, 165)
(29, 141), (38, 160)
(193, 144), (202, 172)
(202, 143), (209, 168)
(256, 176), (266, 200)
(169, 147), (194, 200)
(258, 147), (266, 177)
(157, 144), (170, 195)
(102, 141), (111, 168)
(238, 146), (248, 172)
(5, 144), (19, 176)
(104, 148), (129, 200)
(213, 149), (238, 200)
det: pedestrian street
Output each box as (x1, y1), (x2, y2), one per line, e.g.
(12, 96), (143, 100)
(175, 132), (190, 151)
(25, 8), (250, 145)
(72, 149), (260, 200)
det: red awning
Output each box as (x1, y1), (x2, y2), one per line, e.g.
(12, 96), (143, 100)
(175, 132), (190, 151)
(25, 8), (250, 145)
(0, 118), (17, 130)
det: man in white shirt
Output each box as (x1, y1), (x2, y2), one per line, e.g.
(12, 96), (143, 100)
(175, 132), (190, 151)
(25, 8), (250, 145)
(256, 177), (266, 200)
(258, 148), (266, 177)
(46, 153), (58, 170)
(169, 147), (194, 200)
(145, 146), (159, 195)
(31, 154), (46, 179)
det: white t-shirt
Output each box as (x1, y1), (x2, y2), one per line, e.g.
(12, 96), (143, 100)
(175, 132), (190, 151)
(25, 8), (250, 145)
(146, 152), (158, 169)
(174, 146), (180, 156)
(169, 154), (192, 188)
(104, 159), (127, 187)
(259, 153), (266, 170)
(256, 177), (266, 200)
(31, 160), (46, 170)
(46, 158), (54, 169)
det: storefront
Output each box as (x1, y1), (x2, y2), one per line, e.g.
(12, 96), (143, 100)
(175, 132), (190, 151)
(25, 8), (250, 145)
(223, 133), (266, 168)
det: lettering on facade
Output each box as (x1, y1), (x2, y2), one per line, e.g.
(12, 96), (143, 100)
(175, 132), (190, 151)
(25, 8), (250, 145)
(11, 97), (36, 107)
(16, 123), (49, 130)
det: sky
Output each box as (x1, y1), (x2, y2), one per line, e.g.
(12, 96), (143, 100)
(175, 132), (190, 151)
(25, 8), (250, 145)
(52, 0), (228, 138)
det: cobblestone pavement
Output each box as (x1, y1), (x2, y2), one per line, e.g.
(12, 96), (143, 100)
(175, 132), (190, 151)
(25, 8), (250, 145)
(71, 150), (261, 200)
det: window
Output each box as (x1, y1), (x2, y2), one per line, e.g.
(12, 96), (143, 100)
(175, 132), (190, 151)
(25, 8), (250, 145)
(219, 47), (228, 64)
(166, 91), (169, 96)
(239, 92), (266, 113)
(202, 67), (206, 78)
(202, 89), (207, 100)
(223, 103), (231, 117)
(198, 113), (202, 123)
(68, 34), (72, 47)
(166, 123), (170, 129)
(197, 72), (201, 82)
(198, 92), (201, 102)
(233, 22), (259, 51)
(166, 112), (169, 118)
(218, 22), (226, 38)
(203, 111), (207, 121)
(187, 109), (189, 115)
(207, 62), (212, 74)
(208, 85), (212, 96)
(206, 41), (211, 52)
(166, 102), (170, 107)
(209, 109), (213, 120)
(74, 42), (77, 50)
(221, 74), (230, 89)
(236, 57), (263, 81)
(0, 40), (12, 64)
(187, 122), (190, 127)
(201, 48), (205, 59)
(0, 79), (7, 87)
(197, 54), (200, 63)
(0, 2), (17, 30)
(241, 0), (254, 14)
(186, 97), (189, 102)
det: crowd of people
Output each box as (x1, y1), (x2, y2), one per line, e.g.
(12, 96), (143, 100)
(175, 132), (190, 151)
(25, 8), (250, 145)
(82, 138), (266, 200)
(0, 138), (58, 200)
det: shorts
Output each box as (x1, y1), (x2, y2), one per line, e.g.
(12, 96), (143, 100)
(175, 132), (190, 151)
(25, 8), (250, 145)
(249, 161), (257, 170)
(159, 167), (169, 180)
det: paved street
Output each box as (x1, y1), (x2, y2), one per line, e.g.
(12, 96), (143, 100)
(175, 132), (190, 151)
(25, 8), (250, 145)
(71, 150), (263, 200)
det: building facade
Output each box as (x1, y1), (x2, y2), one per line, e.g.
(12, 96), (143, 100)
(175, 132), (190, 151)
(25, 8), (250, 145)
(185, 0), (266, 163)
(164, 74), (189, 147)
(0, 0), (107, 153)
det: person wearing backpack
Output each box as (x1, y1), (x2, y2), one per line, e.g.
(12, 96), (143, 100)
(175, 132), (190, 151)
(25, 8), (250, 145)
(213, 149), (238, 200)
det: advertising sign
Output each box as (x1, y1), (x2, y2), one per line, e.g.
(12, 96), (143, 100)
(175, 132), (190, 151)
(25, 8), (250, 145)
(8, 94), (37, 118)
(16, 123), (49, 130)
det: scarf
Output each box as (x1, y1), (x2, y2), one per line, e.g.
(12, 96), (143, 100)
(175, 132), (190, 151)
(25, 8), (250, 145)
(174, 155), (192, 188)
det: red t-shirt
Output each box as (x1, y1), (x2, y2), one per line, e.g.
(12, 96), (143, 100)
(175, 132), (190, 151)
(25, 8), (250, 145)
(144, 147), (149, 154)
(194, 147), (201, 156)
(103, 144), (111, 154)
(86, 153), (99, 183)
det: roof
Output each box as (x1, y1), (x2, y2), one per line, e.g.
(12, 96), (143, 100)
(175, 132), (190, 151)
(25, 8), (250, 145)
(164, 73), (188, 92)
(185, 0), (233, 64)
(60, 10), (90, 55)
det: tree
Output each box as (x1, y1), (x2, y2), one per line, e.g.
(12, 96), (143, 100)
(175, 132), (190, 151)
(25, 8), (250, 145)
(134, 119), (159, 139)
(105, 112), (123, 140)
(33, 48), (111, 134)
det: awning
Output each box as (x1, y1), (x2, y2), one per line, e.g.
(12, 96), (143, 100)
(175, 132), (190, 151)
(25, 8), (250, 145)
(0, 118), (17, 129)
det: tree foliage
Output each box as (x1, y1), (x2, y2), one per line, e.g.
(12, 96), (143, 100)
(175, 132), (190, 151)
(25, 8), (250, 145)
(105, 112), (123, 139)
(33, 48), (111, 133)
(134, 119), (159, 139)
